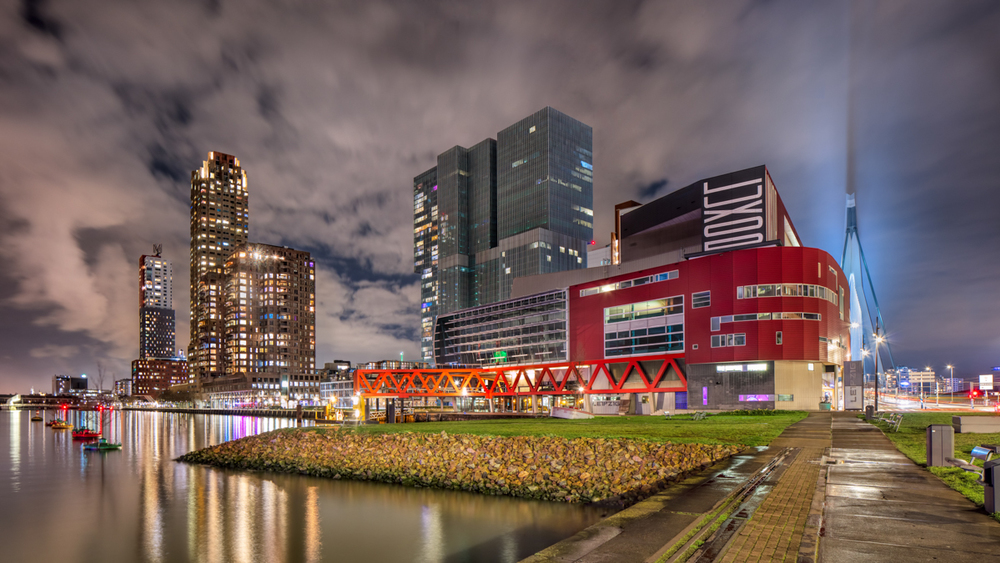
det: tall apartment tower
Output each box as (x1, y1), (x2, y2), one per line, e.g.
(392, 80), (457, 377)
(222, 243), (316, 385)
(189, 151), (249, 384)
(413, 168), (439, 361)
(138, 249), (175, 359)
(414, 107), (593, 362)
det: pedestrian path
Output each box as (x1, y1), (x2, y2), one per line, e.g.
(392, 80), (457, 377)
(819, 413), (1000, 562)
(715, 413), (829, 562)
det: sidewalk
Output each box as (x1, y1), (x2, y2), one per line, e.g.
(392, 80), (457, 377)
(715, 413), (830, 562)
(819, 412), (1000, 562)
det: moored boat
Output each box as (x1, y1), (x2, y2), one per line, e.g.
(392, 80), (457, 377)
(51, 421), (74, 430)
(72, 428), (101, 440)
(83, 438), (122, 452)
(30, 412), (43, 421)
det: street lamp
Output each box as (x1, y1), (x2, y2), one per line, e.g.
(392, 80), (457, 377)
(873, 320), (884, 412)
(943, 365), (953, 407)
(861, 348), (871, 406)
(924, 366), (931, 409)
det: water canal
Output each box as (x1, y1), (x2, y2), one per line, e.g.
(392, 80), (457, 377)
(1, 409), (605, 562)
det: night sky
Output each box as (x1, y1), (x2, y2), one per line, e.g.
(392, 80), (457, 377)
(1, 0), (998, 393)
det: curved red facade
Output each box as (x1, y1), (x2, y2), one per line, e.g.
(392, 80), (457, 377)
(569, 246), (851, 366)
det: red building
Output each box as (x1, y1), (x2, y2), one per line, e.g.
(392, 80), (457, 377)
(131, 358), (188, 398)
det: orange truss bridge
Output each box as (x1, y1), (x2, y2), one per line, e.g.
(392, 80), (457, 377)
(354, 354), (687, 398)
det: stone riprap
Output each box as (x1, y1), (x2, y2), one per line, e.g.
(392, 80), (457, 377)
(178, 428), (742, 504)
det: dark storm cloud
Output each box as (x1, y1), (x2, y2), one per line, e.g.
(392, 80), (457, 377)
(20, 0), (61, 40)
(638, 179), (669, 200)
(0, 0), (998, 392)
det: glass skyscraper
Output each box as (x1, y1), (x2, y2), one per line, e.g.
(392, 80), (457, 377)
(413, 168), (438, 362)
(414, 108), (593, 363)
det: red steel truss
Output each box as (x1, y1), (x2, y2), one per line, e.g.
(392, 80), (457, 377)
(354, 353), (687, 398)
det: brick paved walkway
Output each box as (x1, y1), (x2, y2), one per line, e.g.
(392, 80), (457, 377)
(715, 412), (831, 563)
(717, 447), (823, 562)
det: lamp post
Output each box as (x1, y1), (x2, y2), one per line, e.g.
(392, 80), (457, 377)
(862, 348), (872, 409)
(874, 319), (884, 412)
(924, 366), (931, 410)
(945, 364), (953, 407)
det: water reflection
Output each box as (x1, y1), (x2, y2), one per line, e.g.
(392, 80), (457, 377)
(0, 410), (605, 563)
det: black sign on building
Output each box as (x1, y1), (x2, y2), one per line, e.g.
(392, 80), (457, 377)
(700, 165), (769, 253)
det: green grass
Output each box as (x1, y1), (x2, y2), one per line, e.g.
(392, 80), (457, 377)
(870, 412), (1000, 521)
(300, 412), (808, 448)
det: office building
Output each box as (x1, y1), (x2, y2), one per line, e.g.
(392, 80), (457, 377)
(188, 151), (249, 383)
(114, 378), (133, 397)
(413, 168), (438, 361)
(905, 368), (937, 395)
(414, 107), (593, 362)
(426, 166), (853, 412)
(53, 375), (88, 395)
(139, 251), (176, 359)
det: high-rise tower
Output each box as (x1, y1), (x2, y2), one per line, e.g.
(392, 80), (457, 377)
(189, 151), (249, 383)
(414, 108), (593, 363)
(413, 168), (439, 362)
(139, 249), (175, 359)
(222, 244), (316, 382)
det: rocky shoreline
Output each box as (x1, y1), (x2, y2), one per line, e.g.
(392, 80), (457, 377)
(178, 427), (742, 505)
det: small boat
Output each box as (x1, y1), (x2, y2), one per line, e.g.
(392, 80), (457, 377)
(83, 438), (122, 452)
(30, 412), (43, 421)
(46, 419), (61, 426)
(72, 428), (101, 440)
(51, 421), (74, 430)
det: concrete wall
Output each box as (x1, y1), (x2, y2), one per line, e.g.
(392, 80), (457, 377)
(773, 360), (825, 411)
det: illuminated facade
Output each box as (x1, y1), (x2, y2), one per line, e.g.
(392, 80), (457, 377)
(425, 166), (853, 412)
(139, 253), (175, 359)
(413, 168), (438, 362)
(131, 359), (188, 397)
(414, 107), (593, 363)
(204, 243), (315, 404)
(188, 151), (249, 384)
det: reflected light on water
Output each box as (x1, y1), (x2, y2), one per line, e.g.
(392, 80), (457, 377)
(9, 412), (19, 492)
(0, 410), (605, 562)
(305, 486), (322, 563)
(418, 504), (443, 563)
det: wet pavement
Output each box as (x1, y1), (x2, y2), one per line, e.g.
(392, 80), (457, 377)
(820, 413), (1000, 562)
(521, 446), (780, 563)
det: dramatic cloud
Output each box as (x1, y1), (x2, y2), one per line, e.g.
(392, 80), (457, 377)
(0, 0), (998, 392)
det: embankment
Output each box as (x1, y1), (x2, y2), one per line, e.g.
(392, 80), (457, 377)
(178, 427), (741, 505)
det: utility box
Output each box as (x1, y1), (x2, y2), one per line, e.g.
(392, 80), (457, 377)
(386, 399), (396, 424)
(926, 424), (954, 467)
(865, 405), (875, 420)
(984, 459), (1000, 514)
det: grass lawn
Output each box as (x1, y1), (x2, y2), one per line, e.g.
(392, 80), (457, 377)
(870, 412), (1000, 520)
(301, 412), (809, 448)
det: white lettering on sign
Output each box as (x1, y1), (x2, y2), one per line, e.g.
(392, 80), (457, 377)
(702, 177), (766, 252)
(716, 363), (768, 373)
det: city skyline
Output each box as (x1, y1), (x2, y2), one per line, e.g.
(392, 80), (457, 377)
(1, 2), (999, 392)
